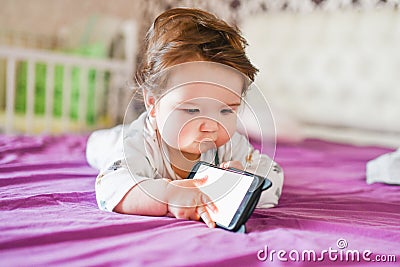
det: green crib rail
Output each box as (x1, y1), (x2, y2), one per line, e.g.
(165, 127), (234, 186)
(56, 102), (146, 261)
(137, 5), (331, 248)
(14, 43), (107, 125)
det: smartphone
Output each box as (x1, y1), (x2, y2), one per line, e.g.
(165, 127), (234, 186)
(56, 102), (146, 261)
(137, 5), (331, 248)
(187, 161), (272, 232)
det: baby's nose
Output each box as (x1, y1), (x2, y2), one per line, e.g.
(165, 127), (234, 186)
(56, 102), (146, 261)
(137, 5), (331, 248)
(200, 118), (219, 132)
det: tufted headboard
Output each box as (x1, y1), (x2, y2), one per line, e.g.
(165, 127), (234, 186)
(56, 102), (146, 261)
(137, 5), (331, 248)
(241, 9), (400, 148)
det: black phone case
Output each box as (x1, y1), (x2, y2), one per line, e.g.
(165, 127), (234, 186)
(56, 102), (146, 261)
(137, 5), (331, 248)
(187, 161), (272, 233)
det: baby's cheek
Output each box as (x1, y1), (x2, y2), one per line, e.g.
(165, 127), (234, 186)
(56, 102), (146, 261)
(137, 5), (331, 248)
(156, 121), (179, 149)
(224, 117), (237, 136)
(177, 126), (196, 146)
(156, 111), (193, 148)
(216, 122), (236, 147)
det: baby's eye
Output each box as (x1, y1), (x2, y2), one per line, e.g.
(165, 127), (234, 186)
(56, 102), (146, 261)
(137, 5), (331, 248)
(183, 108), (200, 114)
(220, 108), (234, 115)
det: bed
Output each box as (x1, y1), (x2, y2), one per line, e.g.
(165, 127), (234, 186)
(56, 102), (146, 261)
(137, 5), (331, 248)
(1, 134), (399, 266)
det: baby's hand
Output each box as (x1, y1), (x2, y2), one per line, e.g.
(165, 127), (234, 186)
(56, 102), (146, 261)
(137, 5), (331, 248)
(220, 160), (243, 170)
(165, 177), (218, 228)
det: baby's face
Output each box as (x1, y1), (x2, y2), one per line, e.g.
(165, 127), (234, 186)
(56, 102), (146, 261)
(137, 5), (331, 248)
(153, 62), (244, 157)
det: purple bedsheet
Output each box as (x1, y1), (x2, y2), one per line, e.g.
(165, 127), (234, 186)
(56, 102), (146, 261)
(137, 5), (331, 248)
(0, 135), (399, 266)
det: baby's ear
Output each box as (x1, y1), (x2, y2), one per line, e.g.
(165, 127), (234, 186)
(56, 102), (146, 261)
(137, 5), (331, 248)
(143, 90), (156, 117)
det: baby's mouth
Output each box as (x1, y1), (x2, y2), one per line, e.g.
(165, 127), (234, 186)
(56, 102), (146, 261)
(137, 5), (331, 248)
(197, 138), (217, 153)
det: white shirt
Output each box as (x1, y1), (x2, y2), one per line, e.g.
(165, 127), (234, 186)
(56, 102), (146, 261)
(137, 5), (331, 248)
(86, 112), (284, 212)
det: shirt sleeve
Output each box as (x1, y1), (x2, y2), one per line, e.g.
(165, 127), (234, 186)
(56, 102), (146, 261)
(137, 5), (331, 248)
(86, 124), (125, 170)
(226, 133), (284, 209)
(87, 114), (157, 212)
(95, 158), (152, 212)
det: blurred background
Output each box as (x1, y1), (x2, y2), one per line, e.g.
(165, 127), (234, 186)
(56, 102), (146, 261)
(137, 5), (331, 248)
(0, 0), (399, 147)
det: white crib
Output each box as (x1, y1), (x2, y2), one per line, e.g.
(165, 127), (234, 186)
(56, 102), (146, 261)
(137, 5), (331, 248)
(0, 21), (137, 134)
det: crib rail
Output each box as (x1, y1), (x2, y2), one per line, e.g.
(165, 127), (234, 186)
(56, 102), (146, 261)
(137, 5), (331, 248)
(0, 45), (133, 134)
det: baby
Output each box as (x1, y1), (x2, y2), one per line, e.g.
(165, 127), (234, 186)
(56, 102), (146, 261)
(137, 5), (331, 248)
(86, 8), (284, 228)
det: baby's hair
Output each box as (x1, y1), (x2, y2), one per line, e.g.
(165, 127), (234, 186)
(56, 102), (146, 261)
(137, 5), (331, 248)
(135, 8), (258, 97)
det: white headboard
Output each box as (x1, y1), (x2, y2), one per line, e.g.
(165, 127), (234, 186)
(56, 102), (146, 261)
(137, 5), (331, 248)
(242, 9), (400, 148)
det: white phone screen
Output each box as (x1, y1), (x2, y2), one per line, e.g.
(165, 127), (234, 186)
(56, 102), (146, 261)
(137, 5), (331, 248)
(193, 164), (254, 228)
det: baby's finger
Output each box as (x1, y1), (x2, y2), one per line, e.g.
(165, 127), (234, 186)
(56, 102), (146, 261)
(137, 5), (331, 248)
(220, 162), (229, 169)
(188, 210), (201, 221)
(193, 175), (208, 187)
(197, 206), (215, 228)
(201, 193), (218, 213)
(221, 161), (243, 170)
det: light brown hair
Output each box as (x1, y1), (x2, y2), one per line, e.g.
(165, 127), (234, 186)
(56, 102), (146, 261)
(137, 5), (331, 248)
(135, 8), (258, 96)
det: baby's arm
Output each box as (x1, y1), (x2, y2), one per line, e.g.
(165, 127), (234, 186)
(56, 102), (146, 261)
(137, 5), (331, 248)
(114, 178), (170, 215)
(219, 158), (283, 208)
(227, 133), (284, 208)
(254, 155), (284, 208)
(114, 176), (218, 228)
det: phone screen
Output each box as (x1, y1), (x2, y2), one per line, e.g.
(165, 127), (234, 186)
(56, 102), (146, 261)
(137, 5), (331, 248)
(192, 164), (254, 228)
